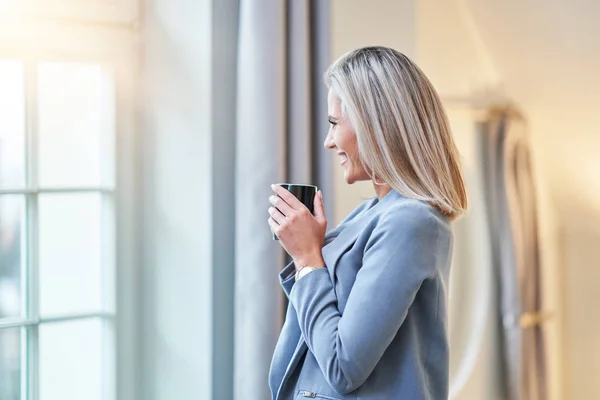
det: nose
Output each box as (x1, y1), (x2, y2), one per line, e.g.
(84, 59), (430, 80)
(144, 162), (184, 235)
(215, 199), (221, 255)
(324, 130), (335, 150)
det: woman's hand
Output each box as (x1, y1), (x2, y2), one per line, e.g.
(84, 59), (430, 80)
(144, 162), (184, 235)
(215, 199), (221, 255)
(268, 185), (327, 270)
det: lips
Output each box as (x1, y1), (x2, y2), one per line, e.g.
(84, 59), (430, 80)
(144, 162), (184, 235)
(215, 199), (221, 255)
(338, 152), (348, 165)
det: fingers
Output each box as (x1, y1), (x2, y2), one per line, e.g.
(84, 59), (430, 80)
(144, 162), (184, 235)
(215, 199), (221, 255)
(267, 216), (280, 236)
(269, 195), (293, 217)
(313, 190), (326, 224)
(268, 206), (285, 225)
(271, 184), (301, 210)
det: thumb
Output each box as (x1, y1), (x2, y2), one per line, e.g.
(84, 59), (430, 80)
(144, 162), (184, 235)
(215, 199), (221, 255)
(313, 190), (326, 224)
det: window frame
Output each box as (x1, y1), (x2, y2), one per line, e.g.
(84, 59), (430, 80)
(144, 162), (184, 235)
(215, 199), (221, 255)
(0, 19), (140, 400)
(2, 0), (139, 25)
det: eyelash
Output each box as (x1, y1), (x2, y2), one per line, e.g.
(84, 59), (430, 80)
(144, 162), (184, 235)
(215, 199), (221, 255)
(328, 119), (337, 127)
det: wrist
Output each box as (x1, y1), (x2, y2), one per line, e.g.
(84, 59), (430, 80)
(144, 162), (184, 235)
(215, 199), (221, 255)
(294, 253), (325, 272)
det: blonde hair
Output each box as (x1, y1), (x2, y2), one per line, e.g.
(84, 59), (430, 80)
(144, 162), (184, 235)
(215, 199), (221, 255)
(325, 46), (468, 220)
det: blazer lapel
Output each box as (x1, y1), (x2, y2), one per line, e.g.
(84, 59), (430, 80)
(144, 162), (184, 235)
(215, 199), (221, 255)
(322, 191), (397, 283)
(275, 339), (308, 399)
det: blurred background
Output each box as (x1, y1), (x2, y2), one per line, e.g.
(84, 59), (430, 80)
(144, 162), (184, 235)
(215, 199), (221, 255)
(0, 0), (598, 399)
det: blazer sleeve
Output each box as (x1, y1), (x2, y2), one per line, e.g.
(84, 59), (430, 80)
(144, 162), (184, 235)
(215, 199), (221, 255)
(279, 261), (296, 298)
(278, 198), (376, 298)
(288, 204), (443, 395)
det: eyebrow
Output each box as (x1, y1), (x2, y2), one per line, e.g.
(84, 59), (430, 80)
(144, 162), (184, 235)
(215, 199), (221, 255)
(328, 115), (339, 121)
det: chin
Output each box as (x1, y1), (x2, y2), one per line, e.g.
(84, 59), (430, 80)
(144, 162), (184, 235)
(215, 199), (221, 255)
(343, 169), (357, 184)
(343, 165), (369, 184)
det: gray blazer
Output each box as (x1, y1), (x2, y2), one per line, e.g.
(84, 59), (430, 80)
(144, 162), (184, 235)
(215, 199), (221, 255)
(269, 190), (454, 399)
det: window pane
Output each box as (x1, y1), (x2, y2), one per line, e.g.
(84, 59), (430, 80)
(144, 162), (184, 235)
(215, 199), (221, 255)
(39, 193), (107, 316)
(0, 196), (25, 319)
(38, 62), (115, 187)
(0, 328), (22, 400)
(40, 319), (107, 400)
(0, 60), (26, 189)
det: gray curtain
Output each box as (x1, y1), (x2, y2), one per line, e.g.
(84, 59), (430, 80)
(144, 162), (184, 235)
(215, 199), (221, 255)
(234, 1), (331, 399)
(480, 109), (547, 400)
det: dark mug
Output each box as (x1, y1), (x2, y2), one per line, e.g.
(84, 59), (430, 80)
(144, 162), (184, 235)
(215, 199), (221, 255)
(272, 183), (318, 240)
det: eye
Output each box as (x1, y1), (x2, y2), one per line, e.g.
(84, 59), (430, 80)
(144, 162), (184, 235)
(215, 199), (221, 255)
(328, 118), (338, 127)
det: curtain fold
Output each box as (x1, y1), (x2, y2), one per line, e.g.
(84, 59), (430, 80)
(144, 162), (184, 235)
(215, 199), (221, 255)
(480, 109), (547, 400)
(234, 1), (331, 399)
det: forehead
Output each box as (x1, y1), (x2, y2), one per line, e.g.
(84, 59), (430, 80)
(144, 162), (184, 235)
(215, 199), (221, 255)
(327, 89), (341, 115)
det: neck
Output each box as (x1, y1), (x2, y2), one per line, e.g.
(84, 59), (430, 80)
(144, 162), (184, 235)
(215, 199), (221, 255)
(373, 183), (392, 199)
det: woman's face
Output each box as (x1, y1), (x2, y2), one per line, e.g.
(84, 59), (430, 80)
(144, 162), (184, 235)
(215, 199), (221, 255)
(325, 89), (370, 184)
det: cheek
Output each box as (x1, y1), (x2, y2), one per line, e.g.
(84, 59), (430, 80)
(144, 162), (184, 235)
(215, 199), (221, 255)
(344, 137), (360, 161)
(336, 127), (356, 152)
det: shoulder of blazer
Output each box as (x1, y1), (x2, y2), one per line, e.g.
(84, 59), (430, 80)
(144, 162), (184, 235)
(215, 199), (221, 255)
(383, 196), (450, 227)
(363, 197), (451, 253)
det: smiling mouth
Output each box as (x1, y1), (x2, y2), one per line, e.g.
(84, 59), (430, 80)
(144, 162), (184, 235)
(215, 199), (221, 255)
(338, 153), (348, 165)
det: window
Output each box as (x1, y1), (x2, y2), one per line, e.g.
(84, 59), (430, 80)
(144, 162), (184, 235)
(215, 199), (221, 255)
(0, 60), (116, 399)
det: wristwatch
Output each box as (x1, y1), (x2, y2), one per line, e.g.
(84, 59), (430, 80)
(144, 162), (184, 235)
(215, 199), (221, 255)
(295, 266), (317, 281)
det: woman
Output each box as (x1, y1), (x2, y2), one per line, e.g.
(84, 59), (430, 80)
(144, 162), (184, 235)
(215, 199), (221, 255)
(267, 46), (467, 400)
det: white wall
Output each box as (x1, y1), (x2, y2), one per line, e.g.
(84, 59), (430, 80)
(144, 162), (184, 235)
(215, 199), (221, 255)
(521, 46), (600, 400)
(461, 2), (600, 398)
(560, 213), (600, 398)
(527, 111), (599, 400)
(142, 0), (214, 398)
